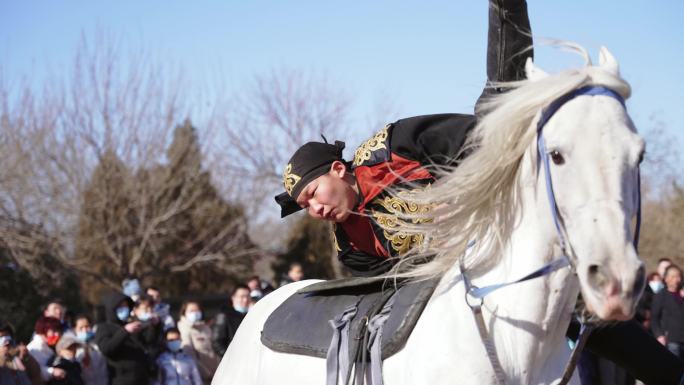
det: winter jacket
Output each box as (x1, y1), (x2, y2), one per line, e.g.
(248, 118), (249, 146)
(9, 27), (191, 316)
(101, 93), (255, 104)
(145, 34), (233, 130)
(154, 351), (202, 385)
(176, 318), (218, 385)
(635, 284), (655, 326)
(94, 292), (154, 385)
(651, 289), (684, 343)
(0, 353), (36, 385)
(61, 330), (109, 385)
(76, 343), (108, 385)
(26, 335), (55, 382)
(46, 356), (84, 385)
(129, 317), (164, 369)
(0, 347), (42, 385)
(0, 366), (31, 385)
(211, 308), (245, 357)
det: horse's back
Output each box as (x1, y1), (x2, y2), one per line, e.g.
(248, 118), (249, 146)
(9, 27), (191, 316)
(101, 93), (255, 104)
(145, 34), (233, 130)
(211, 279), (324, 385)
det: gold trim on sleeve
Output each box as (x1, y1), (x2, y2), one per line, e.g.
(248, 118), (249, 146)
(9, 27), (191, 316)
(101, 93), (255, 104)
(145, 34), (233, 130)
(371, 186), (433, 255)
(353, 125), (390, 166)
(332, 224), (342, 252)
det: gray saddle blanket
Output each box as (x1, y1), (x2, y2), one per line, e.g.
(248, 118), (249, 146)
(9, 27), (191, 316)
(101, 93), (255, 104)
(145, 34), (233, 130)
(261, 276), (439, 360)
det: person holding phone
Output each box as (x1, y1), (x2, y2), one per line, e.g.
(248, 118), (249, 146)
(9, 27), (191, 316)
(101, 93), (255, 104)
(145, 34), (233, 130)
(95, 292), (156, 385)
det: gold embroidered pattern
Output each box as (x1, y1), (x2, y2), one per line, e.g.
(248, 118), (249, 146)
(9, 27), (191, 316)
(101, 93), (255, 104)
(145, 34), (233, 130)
(371, 187), (433, 255)
(353, 125), (390, 166)
(283, 163), (301, 196)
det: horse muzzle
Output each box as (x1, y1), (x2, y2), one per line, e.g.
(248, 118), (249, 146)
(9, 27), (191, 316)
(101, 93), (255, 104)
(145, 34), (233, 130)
(581, 259), (645, 321)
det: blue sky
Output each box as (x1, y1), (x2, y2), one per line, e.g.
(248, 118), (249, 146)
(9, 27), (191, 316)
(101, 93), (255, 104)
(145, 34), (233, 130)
(2, 1), (683, 144)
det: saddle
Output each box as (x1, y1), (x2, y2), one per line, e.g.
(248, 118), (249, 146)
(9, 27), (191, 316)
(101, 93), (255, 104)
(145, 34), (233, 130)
(261, 276), (439, 383)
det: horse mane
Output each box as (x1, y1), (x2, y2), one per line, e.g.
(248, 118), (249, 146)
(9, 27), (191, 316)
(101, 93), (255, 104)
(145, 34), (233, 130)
(389, 43), (631, 281)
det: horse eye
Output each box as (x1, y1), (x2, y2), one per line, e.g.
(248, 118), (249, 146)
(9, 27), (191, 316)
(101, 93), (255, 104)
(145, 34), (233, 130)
(550, 150), (565, 165)
(638, 150), (645, 165)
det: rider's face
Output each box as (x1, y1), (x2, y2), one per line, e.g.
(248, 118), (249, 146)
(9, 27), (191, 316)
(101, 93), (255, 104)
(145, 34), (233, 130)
(296, 162), (357, 223)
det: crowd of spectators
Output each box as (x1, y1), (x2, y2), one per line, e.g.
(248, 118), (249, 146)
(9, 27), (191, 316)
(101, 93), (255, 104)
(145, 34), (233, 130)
(640, 258), (684, 360)
(0, 262), (305, 385)
(5, 255), (684, 385)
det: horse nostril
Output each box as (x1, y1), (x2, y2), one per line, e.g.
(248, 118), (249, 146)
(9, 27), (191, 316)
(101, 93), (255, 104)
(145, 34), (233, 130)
(587, 264), (607, 290)
(588, 264), (600, 277)
(633, 264), (646, 296)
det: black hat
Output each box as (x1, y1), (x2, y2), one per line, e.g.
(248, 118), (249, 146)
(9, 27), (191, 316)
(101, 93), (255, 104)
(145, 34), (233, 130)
(275, 140), (346, 218)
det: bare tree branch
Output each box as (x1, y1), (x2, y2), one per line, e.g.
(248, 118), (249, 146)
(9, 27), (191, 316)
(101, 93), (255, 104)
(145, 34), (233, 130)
(0, 35), (255, 294)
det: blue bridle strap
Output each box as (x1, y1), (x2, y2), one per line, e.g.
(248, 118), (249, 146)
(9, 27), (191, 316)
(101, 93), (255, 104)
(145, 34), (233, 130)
(467, 256), (570, 299)
(537, 86), (627, 254)
(537, 86), (625, 131)
(537, 85), (641, 253)
(634, 170), (642, 250)
(464, 85), (640, 302)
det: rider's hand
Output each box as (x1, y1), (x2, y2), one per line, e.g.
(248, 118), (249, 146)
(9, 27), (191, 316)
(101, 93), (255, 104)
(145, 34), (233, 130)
(124, 321), (142, 334)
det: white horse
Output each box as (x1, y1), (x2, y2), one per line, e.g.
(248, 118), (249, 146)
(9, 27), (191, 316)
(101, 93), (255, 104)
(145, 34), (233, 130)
(212, 46), (645, 385)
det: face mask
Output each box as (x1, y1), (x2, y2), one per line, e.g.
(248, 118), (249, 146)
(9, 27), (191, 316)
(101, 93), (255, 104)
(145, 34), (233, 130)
(166, 340), (182, 352)
(186, 311), (202, 324)
(137, 312), (152, 322)
(77, 330), (95, 343)
(649, 280), (665, 293)
(0, 335), (12, 347)
(46, 335), (60, 347)
(234, 305), (248, 314)
(116, 307), (130, 322)
(250, 290), (263, 300)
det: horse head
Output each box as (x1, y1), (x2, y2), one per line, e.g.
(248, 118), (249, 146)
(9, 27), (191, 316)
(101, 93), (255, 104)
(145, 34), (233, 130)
(394, 45), (645, 324)
(525, 47), (645, 321)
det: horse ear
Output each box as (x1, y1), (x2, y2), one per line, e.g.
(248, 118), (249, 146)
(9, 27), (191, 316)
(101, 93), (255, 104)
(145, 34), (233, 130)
(598, 46), (619, 76)
(525, 57), (548, 82)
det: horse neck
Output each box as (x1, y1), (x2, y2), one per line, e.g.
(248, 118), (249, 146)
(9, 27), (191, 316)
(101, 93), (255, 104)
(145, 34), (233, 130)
(449, 145), (579, 383)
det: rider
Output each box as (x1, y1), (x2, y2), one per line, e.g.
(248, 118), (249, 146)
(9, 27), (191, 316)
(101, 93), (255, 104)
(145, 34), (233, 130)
(274, 1), (684, 383)
(276, 0), (530, 277)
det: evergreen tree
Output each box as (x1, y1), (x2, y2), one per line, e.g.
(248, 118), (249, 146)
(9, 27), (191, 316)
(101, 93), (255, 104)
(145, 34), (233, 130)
(75, 120), (256, 301)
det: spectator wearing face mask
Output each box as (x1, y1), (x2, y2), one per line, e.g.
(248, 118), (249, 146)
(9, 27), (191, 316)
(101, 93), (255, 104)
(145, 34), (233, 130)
(47, 335), (84, 385)
(0, 320), (42, 385)
(211, 285), (250, 357)
(130, 296), (164, 366)
(177, 301), (218, 385)
(154, 328), (202, 385)
(635, 272), (663, 330)
(27, 316), (64, 383)
(94, 292), (154, 385)
(64, 315), (107, 385)
(246, 276), (263, 304)
(146, 287), (175, 331)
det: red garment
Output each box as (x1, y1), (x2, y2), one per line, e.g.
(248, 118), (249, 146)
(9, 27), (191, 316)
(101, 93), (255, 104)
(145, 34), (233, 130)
(340, 153), (433, 259)
(333, 113), (476, 276)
